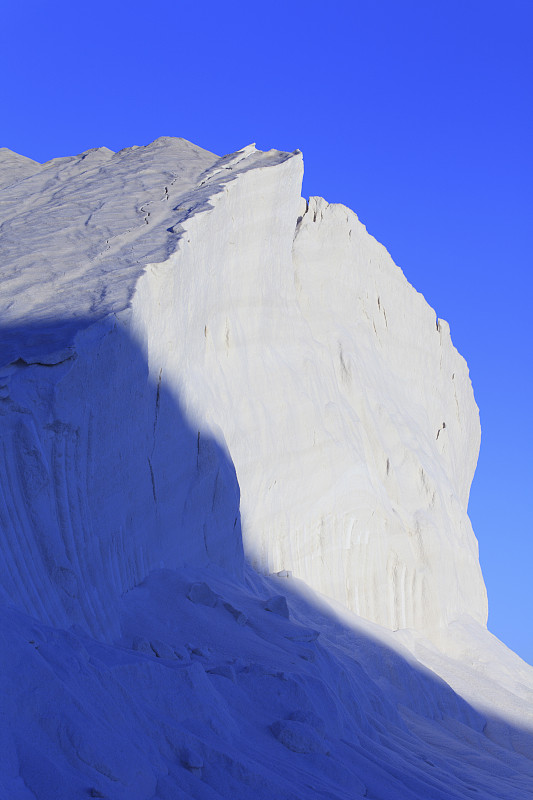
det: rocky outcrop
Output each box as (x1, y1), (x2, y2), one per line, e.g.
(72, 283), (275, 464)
(0, 138), (486, 643)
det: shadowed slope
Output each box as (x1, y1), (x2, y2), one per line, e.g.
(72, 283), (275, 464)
(0, 317), (243, 639)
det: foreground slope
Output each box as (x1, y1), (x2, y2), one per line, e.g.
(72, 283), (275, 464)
(0, 138), (532, 799)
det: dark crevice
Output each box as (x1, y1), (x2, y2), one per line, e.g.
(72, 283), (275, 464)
(147, 457), (157, 503)
(10, 354), (76, 368)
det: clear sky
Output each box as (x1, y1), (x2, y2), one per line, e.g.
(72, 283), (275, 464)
(1, 1), (531, 663)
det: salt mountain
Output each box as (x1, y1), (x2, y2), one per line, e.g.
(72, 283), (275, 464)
(0, 137), (531, 799)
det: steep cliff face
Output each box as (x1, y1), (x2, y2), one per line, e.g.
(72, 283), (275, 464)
(157, 157), (487, 639)
(2, 139), (533, 800)
(0, 137), (486, 642)
(290, 196), (486, 635)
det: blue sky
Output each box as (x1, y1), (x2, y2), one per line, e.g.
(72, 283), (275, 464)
(1, 1), (532, 663)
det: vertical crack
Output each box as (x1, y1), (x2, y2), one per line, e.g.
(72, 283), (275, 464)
(148, 367), (163, 504)
(147, 457), (157, 503)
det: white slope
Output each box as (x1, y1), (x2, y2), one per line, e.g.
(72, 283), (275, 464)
(0, 138), (217, 359)
(0, 148), (41, 190)
(0, 138), (532, 799)
(3, 569), (533, 800)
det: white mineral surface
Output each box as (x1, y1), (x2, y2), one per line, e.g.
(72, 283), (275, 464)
(0, 138), (531, 799)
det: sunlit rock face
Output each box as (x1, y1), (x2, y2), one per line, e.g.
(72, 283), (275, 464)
(128, 141), (488, 642)
(0, 138), (486, 644)
(4, 138), (532, 800)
